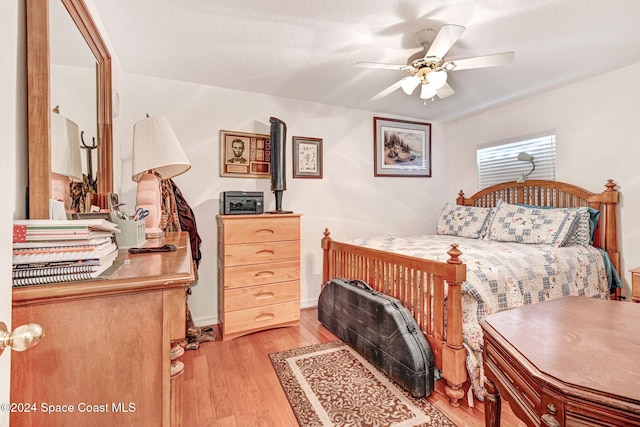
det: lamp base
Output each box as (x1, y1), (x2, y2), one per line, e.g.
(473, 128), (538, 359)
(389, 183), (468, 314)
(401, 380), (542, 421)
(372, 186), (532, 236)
(136, 172), (163, 239)
(50, 172), (71, 211)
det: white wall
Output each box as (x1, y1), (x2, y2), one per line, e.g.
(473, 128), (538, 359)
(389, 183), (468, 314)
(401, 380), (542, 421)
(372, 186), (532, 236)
(118, 74), (449, 325)
(444, 62), (640, 299)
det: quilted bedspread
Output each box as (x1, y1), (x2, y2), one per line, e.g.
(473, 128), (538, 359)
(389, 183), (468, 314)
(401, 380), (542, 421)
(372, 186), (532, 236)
(348, 234), (610, 399)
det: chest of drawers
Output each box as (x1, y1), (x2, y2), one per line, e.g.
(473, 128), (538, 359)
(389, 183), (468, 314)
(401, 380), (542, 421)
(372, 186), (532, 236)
(216, 213), (301, 340)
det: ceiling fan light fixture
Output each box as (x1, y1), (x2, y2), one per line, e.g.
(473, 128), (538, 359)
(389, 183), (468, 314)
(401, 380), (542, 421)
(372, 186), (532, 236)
(401, 76), (421, 95)
(428, 70), (448, 89)
(356, 24), (515, 102)
(420, 83), (438, 100)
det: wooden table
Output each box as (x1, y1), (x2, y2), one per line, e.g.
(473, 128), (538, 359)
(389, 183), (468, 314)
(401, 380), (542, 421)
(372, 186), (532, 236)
(481, 296), (640, 427)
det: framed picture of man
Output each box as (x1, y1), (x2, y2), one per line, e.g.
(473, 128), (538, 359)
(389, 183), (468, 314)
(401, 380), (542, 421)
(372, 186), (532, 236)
(219, 130), (271, 178)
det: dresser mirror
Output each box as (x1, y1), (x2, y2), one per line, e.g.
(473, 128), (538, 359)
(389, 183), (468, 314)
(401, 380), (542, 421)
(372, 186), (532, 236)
(27, 0), (113, 218)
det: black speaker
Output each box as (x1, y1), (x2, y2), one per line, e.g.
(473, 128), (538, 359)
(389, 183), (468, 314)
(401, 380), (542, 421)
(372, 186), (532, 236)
(268, 116), (292, 214)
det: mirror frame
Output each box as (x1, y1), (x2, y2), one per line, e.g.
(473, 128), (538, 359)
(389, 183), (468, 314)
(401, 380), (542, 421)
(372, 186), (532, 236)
(27, 0), (113, 218)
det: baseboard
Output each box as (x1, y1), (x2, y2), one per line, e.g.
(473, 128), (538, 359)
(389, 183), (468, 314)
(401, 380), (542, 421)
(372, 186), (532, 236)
(193, 298), (318, 328)
(301, 298), (318, 309)
(193, 315), (218, 328)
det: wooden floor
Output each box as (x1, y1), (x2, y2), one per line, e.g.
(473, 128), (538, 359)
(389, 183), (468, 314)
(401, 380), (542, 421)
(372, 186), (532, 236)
(181, 308), (526, 426)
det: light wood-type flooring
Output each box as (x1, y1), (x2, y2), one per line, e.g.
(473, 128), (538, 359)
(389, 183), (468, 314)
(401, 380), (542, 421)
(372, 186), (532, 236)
(181, 308), (525, 426)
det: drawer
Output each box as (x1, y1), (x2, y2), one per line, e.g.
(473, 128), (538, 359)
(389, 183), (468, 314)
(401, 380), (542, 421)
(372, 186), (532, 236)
(223, 241), (300, 266)
(223, 301), (300, 336)
(221, 216), (300, 244)
(223, 260), (300, 289)
(224, 281), (299, 311)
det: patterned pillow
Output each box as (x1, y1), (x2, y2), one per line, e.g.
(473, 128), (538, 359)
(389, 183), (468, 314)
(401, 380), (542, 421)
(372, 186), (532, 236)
(436, 203), (493, 239)
(565, 207), (591, 246)
(515, 204), (594, 246)
(486, 201), (579, 246)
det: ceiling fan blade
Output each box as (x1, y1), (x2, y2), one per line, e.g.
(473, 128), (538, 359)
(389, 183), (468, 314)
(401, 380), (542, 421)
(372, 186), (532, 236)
(355, 62), (408, 71)
(371, 79), (403, 100)
(444, 52), (515, 71)
(426, 24), (465, 59)
(436, 83), (455, 99)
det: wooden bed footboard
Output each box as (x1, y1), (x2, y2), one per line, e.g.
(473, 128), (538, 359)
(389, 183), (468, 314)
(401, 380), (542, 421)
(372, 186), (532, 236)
(321, 229), (468, 406)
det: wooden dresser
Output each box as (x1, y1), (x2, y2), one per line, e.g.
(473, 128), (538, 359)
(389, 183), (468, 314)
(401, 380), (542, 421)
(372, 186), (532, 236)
(217, 213), (301, 340)
(11, 232), (194, 427)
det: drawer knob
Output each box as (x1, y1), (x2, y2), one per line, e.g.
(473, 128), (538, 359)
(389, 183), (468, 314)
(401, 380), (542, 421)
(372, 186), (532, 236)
(254, 229), (275, 236)
(255, 271), (275, 278)
(255, 313), (275, 322)
(255, 292), (275, 300)
(256, 249), (275, 256)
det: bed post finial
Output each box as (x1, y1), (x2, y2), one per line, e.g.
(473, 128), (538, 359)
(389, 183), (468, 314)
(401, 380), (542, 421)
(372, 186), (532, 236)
(447, 244), (462, 265)
(457, 190), (465, 206)
(605, 179), (616, 192)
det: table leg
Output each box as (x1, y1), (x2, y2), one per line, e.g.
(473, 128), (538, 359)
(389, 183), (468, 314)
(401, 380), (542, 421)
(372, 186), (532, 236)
(170, 342), (185, 427)
(484, 377), (501, 427)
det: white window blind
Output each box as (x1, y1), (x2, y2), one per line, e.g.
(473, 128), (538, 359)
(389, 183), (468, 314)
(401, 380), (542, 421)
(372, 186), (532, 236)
(477, 133), (556, 190)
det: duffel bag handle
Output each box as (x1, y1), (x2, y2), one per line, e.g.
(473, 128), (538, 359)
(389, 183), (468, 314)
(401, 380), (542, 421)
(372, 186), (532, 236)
(349, 279), (374, 292)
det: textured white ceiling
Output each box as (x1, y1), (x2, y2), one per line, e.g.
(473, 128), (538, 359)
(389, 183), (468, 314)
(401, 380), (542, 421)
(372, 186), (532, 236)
(92, 0), (640, 122)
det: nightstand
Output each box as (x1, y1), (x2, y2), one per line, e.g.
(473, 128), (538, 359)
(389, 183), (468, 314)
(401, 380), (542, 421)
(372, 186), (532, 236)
(630, 267), (640, 303)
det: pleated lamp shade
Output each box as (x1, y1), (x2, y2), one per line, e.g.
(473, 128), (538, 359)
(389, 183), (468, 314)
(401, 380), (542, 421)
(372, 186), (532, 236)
(51, 112), (83, 182)
(132, 116), (191, 182)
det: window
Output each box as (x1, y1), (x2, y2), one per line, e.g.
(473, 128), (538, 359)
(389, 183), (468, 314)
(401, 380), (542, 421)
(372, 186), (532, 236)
(477, 131), (556, 190)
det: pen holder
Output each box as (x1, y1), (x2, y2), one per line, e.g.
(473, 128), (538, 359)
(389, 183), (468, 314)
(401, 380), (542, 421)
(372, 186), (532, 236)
(109, 214), (146, 249)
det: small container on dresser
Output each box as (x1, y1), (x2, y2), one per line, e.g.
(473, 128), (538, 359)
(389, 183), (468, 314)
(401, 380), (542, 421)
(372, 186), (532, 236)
(630, 267), (640, 303)
(217, 213), (301, 340)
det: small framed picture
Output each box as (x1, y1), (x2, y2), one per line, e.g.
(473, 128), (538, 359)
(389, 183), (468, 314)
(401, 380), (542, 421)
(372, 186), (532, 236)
(219, 130), (271, 178)
(373, 117), (431, 177)
(293, 136), (323, 179)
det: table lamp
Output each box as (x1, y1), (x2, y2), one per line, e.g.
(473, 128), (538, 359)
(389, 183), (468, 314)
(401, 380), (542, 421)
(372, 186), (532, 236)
(50, 110), (83, 211)
(132, 115), (191, 238)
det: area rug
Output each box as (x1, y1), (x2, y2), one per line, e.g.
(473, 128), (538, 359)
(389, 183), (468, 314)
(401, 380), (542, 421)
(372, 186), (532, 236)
(269, 340), (456, 427)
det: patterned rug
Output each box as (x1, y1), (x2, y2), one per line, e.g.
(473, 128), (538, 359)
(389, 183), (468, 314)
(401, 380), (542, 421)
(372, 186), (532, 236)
(269, 340), (456, 427)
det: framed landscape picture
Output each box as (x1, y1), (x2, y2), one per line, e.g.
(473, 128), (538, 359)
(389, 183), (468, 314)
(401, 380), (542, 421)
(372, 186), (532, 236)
(373, 117), (431, 177)
(293, 136), (323, 179)
(219, 130), (271, 178)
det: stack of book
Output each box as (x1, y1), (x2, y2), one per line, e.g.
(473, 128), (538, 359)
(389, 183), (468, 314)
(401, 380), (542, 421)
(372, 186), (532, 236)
(12, 219), (121, 287)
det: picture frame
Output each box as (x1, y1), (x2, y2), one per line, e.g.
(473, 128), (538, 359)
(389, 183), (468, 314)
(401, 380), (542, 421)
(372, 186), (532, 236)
(373, 117), (432, 177)
(219, 130), (271, 178)
(293, 136), (323, 179)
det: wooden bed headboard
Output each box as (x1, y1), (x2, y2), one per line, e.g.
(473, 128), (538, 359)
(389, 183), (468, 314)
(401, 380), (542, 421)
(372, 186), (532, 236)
(456, 179), (620, 273)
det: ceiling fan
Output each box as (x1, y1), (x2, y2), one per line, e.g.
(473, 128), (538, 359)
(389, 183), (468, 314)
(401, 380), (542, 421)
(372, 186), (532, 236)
(356, 25), (515, 101)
